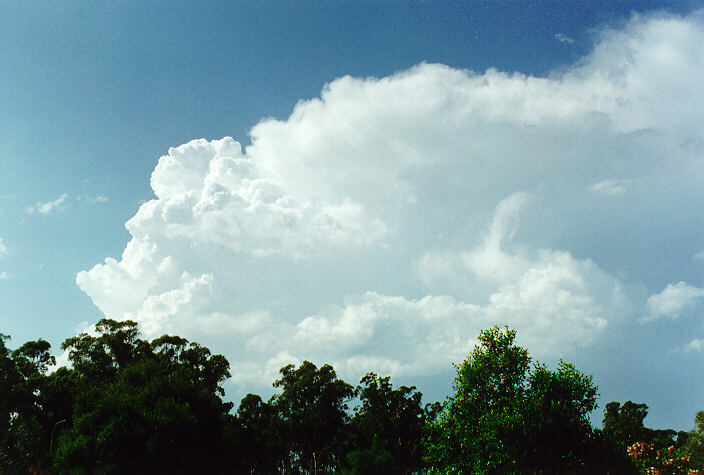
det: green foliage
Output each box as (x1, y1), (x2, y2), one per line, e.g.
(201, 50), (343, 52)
(0, 322), (695, 473)
(603, 400), (650, 446)
(234, 393), (286, 473)
(522, 361), (599, 469)
(424, 326), (610, 474)
(424, 326), (530, 473)
(348, 372), (429, 474)
(51, 319), (235, 473)
(604, 399), (692, 474)
(682, 410), (704, 470)
(0, 334), (59, 472)
(346, 446), (395, 474)
(272, 360), (355, 473)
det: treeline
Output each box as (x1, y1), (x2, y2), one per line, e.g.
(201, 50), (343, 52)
(0, 320), (702, 474)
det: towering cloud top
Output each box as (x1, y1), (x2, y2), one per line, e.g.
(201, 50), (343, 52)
(77, 12), (704, 394)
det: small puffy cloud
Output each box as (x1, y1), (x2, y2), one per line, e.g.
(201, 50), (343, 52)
(0, 238), (6, 256)
(555, 33), (574, 44)
(644, 281), (704, 320)
(27, 193), (68, 214)
(0, 271), (7, 280)
(590, 179), (628, 195)
(695, 251), (704, 261)
(685, 338), (704, 352)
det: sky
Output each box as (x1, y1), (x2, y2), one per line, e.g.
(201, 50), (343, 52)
(1, 0), (704, 430)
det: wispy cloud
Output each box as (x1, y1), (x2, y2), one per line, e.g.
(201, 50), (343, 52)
(590, 179), (628, 195)
(76, 195), (109, 204)
(555, 32), (574, 44)
(0, 239), (6, 280)
(27, 193), (69, 214)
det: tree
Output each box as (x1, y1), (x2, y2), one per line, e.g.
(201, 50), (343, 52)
(60, 319), (146, 382)
(603, 400), (650, 447)
(522, 361), (599, 471)
(0, 335), (59, 472)
(347, 372), (429, 474)
(53, 319), (236, 473)
(681, 411), (704, 470)
(425, 326), (530, 473)
(425, 326), (606, 474)
(272, 360), (354, 473)
(0, 333), (24, 471)
(234, 393), (286, 473)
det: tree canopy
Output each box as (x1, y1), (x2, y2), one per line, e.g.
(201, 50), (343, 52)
(1, 322), (702, 473)
(424, 326), (612, 474)
(272, 360), (355, 473)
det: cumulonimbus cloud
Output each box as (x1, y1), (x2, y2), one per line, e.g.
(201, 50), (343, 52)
(77, 11), (704, 395)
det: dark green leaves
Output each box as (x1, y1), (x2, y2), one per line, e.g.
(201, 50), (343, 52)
(272, 361), (354, 473)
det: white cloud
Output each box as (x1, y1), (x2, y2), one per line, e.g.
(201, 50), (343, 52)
(415, 193), (623, 352)
(295, 292), (484, 376)
(47, 350), (71, 374)
(88, 195), (109, 203)
(644, 281), (704, 320)
(685, 338), (704, 352)
(295, 252), (617, 375)
(0, 239), (6, 280)
(555, 33), (574, 44)
(27, 193), (68, 214)
(590, 179), (628, 195)
(138, 137), (386, 258)
(694, 251), (704, 261)
(77, 12), (704, 395)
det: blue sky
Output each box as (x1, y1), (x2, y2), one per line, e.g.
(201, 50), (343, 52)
(2, 1), (704, 430)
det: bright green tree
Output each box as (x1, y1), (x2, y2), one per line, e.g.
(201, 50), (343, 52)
(682, 411), (704, 470)
(424, 326), (608, 474)
(425, 326), (530, 473)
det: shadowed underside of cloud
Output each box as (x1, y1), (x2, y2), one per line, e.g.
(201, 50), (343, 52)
(77, 11), (704, 393)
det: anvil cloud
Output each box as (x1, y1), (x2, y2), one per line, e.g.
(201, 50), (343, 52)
(77, 12), (704, 400)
